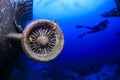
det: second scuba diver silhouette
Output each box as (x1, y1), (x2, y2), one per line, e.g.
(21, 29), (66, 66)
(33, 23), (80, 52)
(76, 19), (109, 38)
(116, 33), (120, 36)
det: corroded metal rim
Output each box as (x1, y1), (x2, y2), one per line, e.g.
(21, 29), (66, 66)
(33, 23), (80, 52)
(22, 19), (64, 62)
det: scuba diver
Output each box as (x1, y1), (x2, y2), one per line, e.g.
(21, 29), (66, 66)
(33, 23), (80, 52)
(76, 19), (109, 38)
(116, 33), (120, 36)
(101, 0), (120, 17)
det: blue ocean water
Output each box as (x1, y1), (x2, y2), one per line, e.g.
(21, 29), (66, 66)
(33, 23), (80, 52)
(9, 0), (120, 80)
(32, 0), (120, 64)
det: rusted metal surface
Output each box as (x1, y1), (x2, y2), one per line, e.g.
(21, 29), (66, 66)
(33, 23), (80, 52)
(22, 20), (64, 62)
(0, 0), (33, 79)
(1, 0), (63, 70)
(6, 19), (64, 62)
(0, 0), (21, 79)
(0, 0), (15, 41)
(14, 0), (33, 29)
(10, 0), (29, 9)
(0, 0), (16, 62)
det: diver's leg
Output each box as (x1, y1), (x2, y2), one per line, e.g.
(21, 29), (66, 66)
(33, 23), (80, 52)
(78, 33), (86, 38)
(76, 25), (92, 29)
(86, 31), (97, 34)
(85, 26), (93, 30)
(76, 25), (84, 28)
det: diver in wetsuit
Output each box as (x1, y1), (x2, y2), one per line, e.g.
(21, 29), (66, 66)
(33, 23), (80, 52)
(116, 33), (120, 36)
(76, 19), (109, 38)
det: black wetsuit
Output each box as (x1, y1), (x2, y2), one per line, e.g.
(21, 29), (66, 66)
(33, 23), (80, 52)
(76, 19), (109, 38)
(116, 33), (120, 36)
